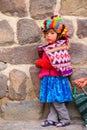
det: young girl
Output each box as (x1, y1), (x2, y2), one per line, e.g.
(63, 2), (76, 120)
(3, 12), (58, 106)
(35, 15), (73, 127)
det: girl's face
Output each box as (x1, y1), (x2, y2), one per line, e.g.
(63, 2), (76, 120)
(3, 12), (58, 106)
(45, 29), (57, 44)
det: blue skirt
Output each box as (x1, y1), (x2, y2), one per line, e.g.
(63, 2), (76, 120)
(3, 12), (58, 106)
(40, 76), (72, 103)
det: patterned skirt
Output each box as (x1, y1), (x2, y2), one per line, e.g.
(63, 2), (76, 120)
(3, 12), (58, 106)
(39, 76), (72, 103)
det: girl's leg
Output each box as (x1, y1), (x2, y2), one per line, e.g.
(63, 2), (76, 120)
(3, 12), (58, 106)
(53, 102), (71, 125)
(47, 103), (58, 122)
(41, 103), (58, 127)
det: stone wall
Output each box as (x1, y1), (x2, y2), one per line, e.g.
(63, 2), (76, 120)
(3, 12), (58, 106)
(0, 0), (87, 121)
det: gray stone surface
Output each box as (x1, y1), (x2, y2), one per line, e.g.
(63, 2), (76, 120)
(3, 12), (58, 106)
(0, 118), (86, 130)
(0, 74), (8, 99)
(63, 19), (74, 38)
(29, 66), (40, 98)
(8, 69), (27, 100)
(0, 0), (27, 17)
(0, 62), (7, 71)
(71, 68), (87, 81)
(70, 42), (87, 64)
(77, 19), (87, 38)
(0, 20), (14, 45)
(0, 44), (39, 64)
(30, 0), (56, 20)
(1, 100), (42, 120)
(60, 0), (87, 17)
(17, 19), (41, 45)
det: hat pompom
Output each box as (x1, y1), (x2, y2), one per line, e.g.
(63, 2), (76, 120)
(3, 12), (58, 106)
(41, 15), (68, 36)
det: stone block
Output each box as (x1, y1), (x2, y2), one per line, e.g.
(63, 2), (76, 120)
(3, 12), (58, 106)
(77, 19), (87, 38)
(29, 66), (40, 98)
(8, 69), (28, 100)
(30, 0), (56, 19)
(0, 44), (39, 64)
(17, 19), (41, 45)
(70, 42), (87, 64)
(60, 0), (87, 17)
(1, 100), (42, 121)
(0, 0), (27, 17)
(0, 20), (14, 45)
(0, 74), (8, 99)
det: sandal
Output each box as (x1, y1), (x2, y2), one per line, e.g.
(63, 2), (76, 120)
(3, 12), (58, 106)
(56, 122), (70, 127)
(41, 120), (57, 127)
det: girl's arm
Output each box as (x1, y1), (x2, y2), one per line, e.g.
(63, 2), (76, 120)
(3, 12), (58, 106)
(35, 58), (53, 69)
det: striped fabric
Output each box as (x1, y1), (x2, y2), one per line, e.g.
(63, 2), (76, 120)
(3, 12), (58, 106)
(73, 86), (87, 126)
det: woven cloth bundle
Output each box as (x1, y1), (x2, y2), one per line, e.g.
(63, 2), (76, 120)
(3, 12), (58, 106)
(43, 40), (73, 77)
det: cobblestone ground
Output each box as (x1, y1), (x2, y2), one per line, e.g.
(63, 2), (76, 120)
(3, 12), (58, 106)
(0, 118), (87, 130)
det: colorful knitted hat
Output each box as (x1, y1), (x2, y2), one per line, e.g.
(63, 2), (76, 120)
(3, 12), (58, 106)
(41, 15), (68, 36)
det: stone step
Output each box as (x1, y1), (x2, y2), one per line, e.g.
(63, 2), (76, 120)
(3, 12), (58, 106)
(0, 99), (82, 122)
(0, 118), (86, 130)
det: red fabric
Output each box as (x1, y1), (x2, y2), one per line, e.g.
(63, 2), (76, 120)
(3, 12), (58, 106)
(35, 58), (53, 69)
(39, 68), (61, 78)
(35, 52), (61, 78)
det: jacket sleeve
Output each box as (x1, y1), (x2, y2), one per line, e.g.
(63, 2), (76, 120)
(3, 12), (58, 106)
(35, 58), (53, 69)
